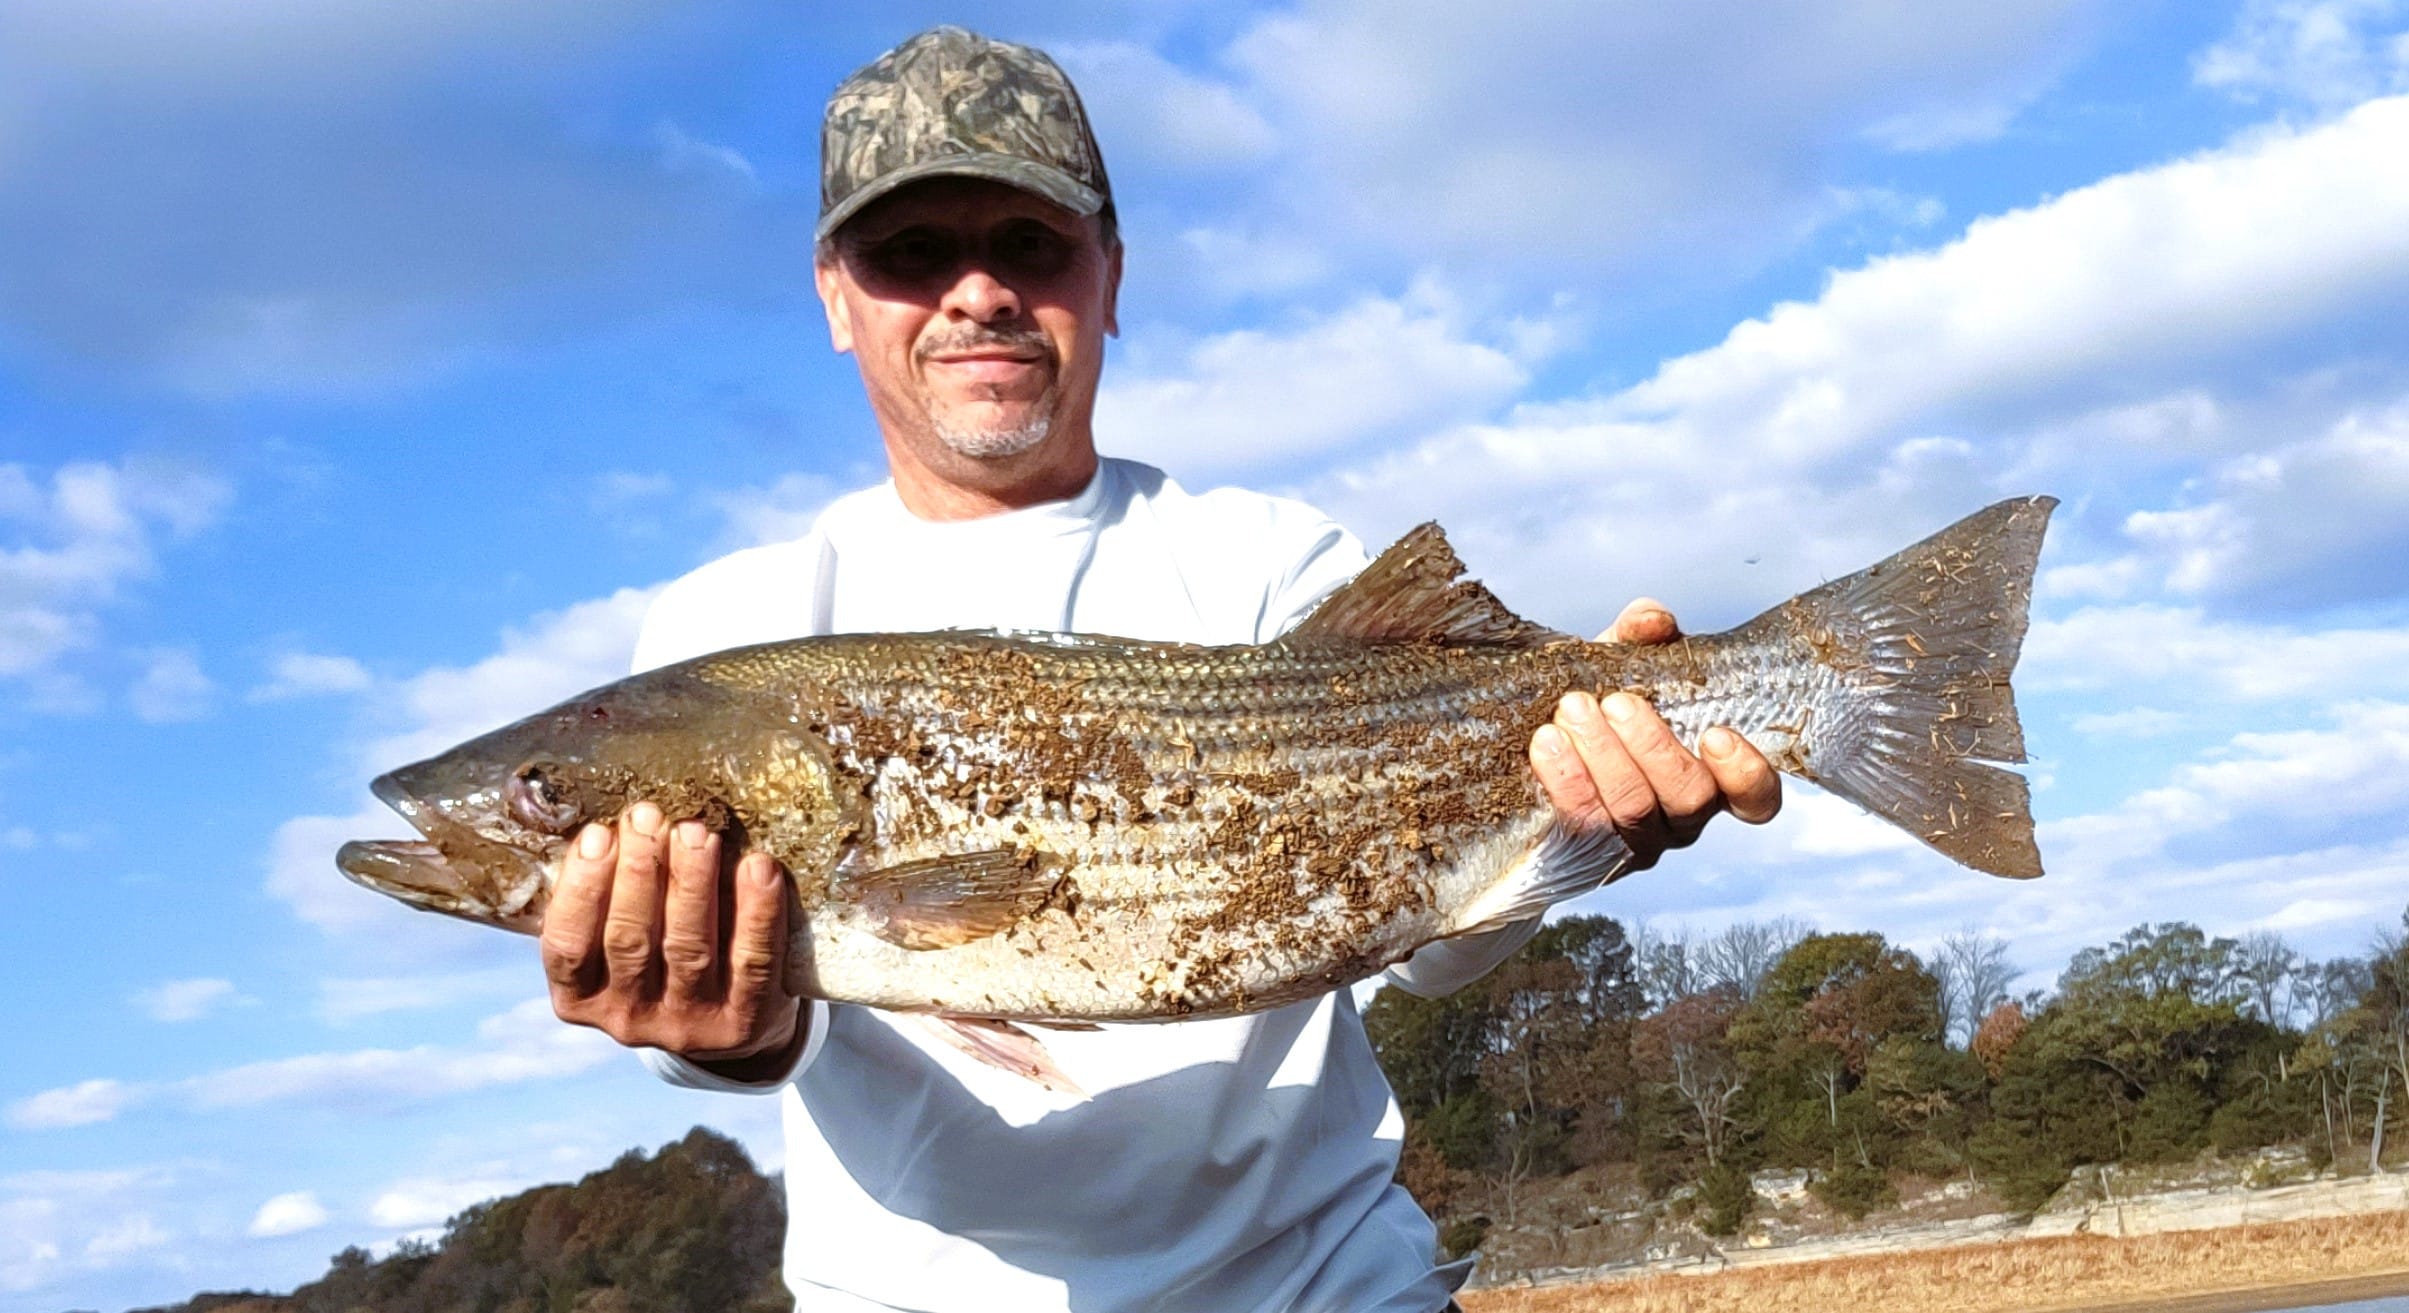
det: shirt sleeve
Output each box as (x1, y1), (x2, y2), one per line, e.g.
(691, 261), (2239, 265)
(638, 1001), (833, 1092)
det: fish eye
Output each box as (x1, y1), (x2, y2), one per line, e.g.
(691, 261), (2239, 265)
(507, 761), (584, 835)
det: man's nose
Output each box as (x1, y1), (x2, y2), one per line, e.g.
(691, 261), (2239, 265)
(942, 266), (1023, 323)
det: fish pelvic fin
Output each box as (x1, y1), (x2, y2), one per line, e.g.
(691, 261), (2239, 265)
(1287, 523), (1571, 647)
(1744, 495), (2057, 878)
(854, 848), (1060, 950)
(918, 1015), (1087, 1098)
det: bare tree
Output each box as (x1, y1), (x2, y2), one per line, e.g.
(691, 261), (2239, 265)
(1696, 917), (1811, 1000)
(2234, 930), (2300, 1028)
(1932, 929), (2017, 1048)
(2306, 957), (2375, 1032)
(1629, 921), (1703, 1011)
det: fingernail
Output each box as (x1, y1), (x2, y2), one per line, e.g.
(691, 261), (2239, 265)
(1604, 692), (1642, 723)
(743, 853), (781, 886)
(629, 802), (663, 837)
(675, 820), (709, 851)
(1534, 725), (1567, 758)
(1703, 727), (1737, 757)
(1558, 692), (1600, 725)
(577, 824), (612, 859)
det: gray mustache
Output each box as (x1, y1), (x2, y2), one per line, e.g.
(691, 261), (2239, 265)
(917, 327), (1054, 361)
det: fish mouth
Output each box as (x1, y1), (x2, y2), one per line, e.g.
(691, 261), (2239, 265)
(339, 770), (549, 934)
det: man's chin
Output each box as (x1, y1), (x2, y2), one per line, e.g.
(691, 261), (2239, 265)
(933, 411), (1055, 461)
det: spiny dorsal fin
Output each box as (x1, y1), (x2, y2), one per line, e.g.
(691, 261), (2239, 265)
(853, 848), (1058, 950)
(1286, 522), (1568, 646)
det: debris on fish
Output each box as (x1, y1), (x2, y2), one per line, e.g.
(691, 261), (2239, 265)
(340, 497), (2055, 1071)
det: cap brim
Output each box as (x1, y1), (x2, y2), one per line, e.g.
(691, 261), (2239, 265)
(816, 154), (1106, 244)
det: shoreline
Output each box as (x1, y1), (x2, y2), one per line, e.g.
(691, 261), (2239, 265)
(2064, 1270), (2409, 1313)
(1459, 1211), (2409, 1313)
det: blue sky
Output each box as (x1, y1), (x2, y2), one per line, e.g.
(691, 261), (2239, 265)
(7, 1), (2409, 1307)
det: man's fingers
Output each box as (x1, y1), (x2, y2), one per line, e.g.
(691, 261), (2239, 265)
(1554, 693), (1671, 855)
(1703, 727), (1783, 825)
(1606, 597), (1679, 646)
(1603, 692), (1719, 821)
(1531, 723), (1608, 830)
(727, 852), (792, 1010)
(540, 822), (615, 999)
(659, 820), (723, 1001)
(599, 802), (670, 992)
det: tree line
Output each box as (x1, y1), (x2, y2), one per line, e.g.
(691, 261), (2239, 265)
(1365, 906), (2409, 1251)
(136, 908), (2409, 1310)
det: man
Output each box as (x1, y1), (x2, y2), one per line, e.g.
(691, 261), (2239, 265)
(537, 27), (1779, 1312)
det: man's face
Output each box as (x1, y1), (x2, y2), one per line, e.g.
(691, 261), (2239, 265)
(817, 178), (1121, 467)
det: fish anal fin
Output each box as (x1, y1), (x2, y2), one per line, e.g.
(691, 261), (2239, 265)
(918, 1015), (1086, 1097)
(854, 848), (1057, 950)
(1451, 820), (1639, 935)
(1287, 523), (1569, 647)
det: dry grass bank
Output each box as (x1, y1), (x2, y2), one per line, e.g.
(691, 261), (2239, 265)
(1459, 1209), (2409, 1313)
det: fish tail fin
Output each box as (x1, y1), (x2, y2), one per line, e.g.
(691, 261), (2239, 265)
(1736, 496), (2056, 878)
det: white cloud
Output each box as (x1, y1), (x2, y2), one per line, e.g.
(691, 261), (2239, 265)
(2026, 606), (2409, 701)
(127, 647), (215, 722)
(592, 470), (674, 507)
(1055, 41), (1277, 174)
(316, 966), (528, 1024)
(711, 471), (842, 551)
(372, 587), (655, 769)
(1222, 0), (2097, 271)
(650, 119), (757, 186)
(2195, 0), (2409, 109)
(82, 1213), (168, 1262)
(248, 650), (373, 701)
(185, 999), (616, 1110)
(13, 1000), (615, 1133)
(131, 977), (249, 1023)
(2115, 397), (2409, 608)
(0, 457), (230, 686)
(6, 1078), (131, 1129)
(1101, 282), (1530, 479)
(2071, 707), (2187, 738)
(369, 1170), (523, 1229)
(0, 1164), (189, 1294)
(1297, 97), (2409, 632)
(246, 1190), (329, 1238)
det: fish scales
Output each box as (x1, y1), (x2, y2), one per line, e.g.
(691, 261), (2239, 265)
(750, 636), (1597, 1019)
(340, 497), (2056, 1056)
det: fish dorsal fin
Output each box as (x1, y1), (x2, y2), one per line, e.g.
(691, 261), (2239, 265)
(1286, 523), (1568, 647)
(853, 848), (1058, 950)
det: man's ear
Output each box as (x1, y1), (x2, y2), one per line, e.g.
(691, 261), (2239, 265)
(815, 256), (856, 355)
(1103, 240), (1123, 339)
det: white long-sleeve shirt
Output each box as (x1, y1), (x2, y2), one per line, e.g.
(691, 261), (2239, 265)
(633, 458), (1530, 1312)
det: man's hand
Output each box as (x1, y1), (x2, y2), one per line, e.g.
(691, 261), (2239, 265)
(539, 801), (804, 1076)
(1529, 598), (1782, 870)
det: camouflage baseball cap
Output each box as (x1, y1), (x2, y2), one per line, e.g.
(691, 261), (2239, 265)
(818, 26), (1113, 244)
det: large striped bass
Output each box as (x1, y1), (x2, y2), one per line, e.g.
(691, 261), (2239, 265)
(340, 498), (2053, 1081)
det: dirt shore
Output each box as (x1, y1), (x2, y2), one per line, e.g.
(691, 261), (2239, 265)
(2068, 1270), (2409, 1312)
(1458, 1211), (2409, 1313)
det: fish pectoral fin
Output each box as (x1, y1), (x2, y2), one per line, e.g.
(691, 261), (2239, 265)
(1022, 1019), (1103, 1032)
(1452, 820), (1639, 935)
(1283, 522), (1570, 648)
(855, 848), (1057, 950)
(918, 1015), (1086, 1098)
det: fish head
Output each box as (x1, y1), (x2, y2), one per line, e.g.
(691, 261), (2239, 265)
(339, 667), (844, 933)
